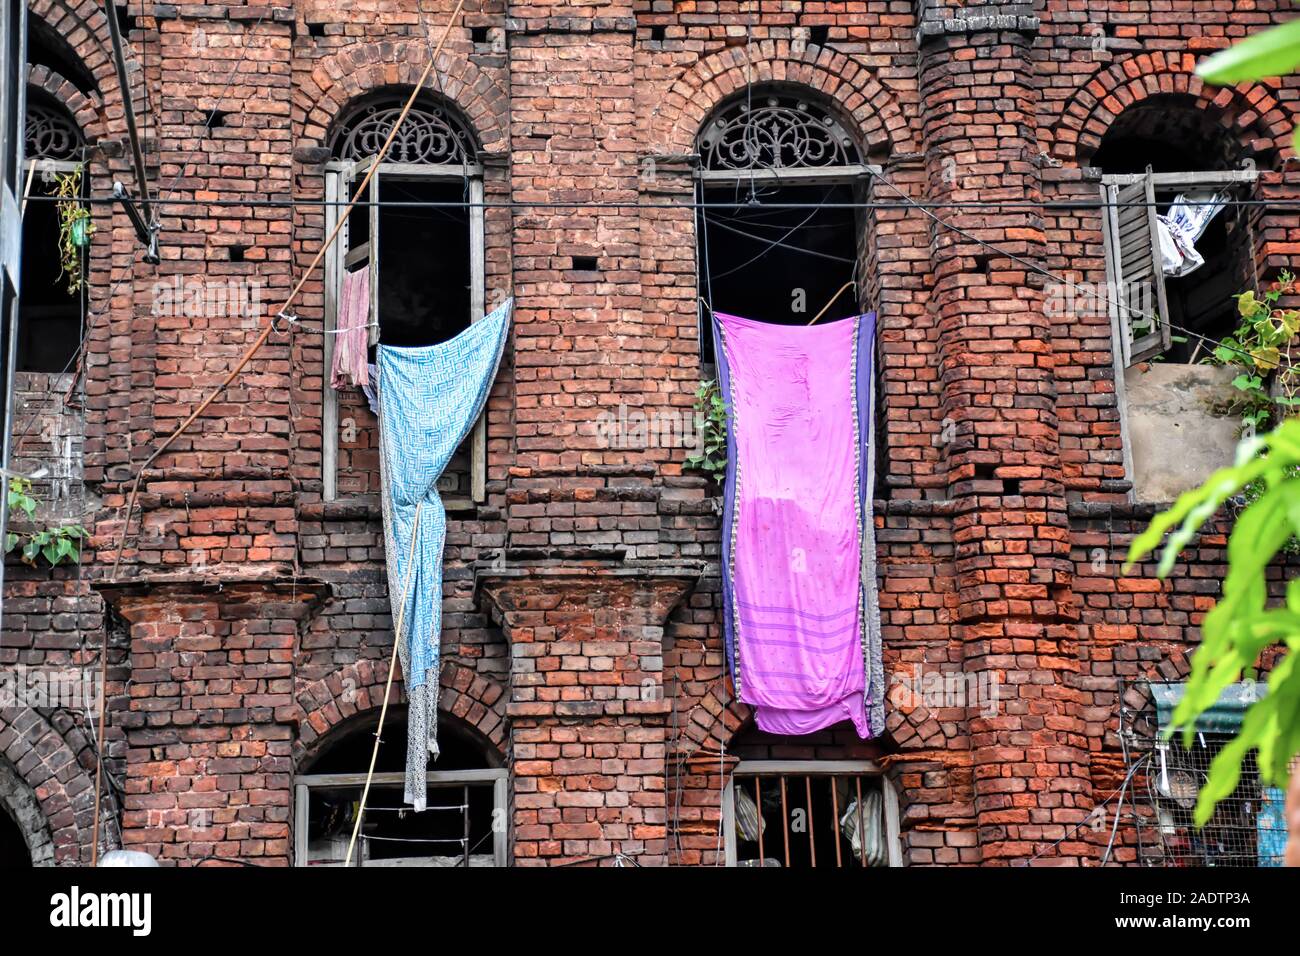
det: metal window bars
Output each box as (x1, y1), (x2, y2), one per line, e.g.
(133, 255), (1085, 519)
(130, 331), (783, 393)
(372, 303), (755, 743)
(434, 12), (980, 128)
(724, 761), (901, 868)
(1118, 680), (1286, 868)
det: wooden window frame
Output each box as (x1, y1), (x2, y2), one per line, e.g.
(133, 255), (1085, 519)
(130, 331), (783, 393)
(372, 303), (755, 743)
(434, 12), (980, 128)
(321, 159), (487, 508)
(721, 759), (903, 868)
(293, 767), (508, 868)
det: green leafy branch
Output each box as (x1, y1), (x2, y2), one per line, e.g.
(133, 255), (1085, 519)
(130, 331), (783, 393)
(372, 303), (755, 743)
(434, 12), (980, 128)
(684, 378), (728, 484)
(1205, 272), (1300, 437)
(1124, 420), (1300, 825)
(5, 477), (87, 568)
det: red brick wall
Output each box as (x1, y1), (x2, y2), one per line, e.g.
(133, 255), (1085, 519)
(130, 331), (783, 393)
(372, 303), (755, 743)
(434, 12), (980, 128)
(4, 0), (1300, 866)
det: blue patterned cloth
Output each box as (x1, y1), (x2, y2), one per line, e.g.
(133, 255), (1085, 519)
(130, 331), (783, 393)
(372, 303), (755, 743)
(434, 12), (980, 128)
(377, 299), (511, 810)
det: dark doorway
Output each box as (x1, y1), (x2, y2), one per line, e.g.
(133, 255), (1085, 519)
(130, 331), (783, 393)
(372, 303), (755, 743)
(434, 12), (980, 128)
(0, 806), (31, 867)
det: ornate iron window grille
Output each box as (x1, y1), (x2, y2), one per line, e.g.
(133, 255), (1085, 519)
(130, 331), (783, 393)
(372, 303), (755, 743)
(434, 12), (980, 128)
(698, 91), (860, 171)
(332, 98), (476, 165)
(25, 100), (83, 162)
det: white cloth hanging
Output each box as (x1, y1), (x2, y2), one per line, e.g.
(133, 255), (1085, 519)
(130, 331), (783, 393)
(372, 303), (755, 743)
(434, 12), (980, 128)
(1156, 191), (1227, 278)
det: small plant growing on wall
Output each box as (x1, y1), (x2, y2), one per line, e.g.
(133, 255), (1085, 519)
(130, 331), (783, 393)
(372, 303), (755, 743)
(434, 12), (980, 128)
(52, 164), (93, 295)
(684, 378), (728, 485)
(1205, 271), (1300, 436)
(5, 477), (87, 567)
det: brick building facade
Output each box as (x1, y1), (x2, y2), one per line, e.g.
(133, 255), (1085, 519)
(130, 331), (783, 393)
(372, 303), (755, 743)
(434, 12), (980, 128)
(2, 0), (1297, 867)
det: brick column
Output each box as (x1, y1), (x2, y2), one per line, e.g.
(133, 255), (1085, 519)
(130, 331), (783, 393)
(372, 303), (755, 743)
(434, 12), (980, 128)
(479, 567), (694, 866)
(916, 1), (1091, 863)
(96, 578), (326, 866)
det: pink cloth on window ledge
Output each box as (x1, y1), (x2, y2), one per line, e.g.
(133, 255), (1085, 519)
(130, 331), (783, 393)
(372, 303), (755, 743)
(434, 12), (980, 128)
(331, 268), (370, 390)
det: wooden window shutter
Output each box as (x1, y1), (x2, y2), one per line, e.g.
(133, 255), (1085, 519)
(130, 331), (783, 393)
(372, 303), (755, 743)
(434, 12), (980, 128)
(1103, 173), (1170, 366)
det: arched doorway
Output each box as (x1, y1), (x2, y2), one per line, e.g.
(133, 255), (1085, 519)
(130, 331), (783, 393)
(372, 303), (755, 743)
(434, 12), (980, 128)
(293, 706), (507, 867)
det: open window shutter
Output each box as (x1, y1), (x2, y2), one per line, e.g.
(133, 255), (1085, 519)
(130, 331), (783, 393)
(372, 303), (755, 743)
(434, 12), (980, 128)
(1105, 174), (1170, 365)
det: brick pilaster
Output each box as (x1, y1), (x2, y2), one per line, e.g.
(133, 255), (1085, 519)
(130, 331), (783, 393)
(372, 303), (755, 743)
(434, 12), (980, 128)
(916, 3), (1091, 864)
(479, 567), (694, 866)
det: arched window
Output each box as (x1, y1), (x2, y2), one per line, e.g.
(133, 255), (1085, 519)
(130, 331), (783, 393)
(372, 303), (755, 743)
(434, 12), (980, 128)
(24, 97), (82, 162)
(294, 708), (506, 867)
(18, 91), (86, 373)
(695, 87), (868, 362)
(698, 90), (861, 172)
(1094, 95), (1256, 367)
(321, 90), (487, 506)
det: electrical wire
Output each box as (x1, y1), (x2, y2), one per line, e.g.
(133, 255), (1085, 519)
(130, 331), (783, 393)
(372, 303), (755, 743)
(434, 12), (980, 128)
(23, 193), (1300, 211)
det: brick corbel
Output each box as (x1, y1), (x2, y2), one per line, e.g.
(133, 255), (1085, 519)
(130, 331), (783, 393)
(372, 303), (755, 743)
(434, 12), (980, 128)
(476, 564), (697, 719)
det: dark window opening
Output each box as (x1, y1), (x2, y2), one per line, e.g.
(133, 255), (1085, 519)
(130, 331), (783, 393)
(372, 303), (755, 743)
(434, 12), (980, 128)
(650, 25), (667, 42)
(27, 17), (97, 95)
(228, 243), (247, 262)
(376, 178), (471, 347)
(307, 20), (326, 39)
(0, 806), (31, 868)
(1091, 95), (1247, 174)
(300, 710), (499, 867)
(809, 25), (830, 46)
(1157, 186), (1253, 363)
(17, 175), (83, 372)
(470, 26), (490, 44)
(571, 255), (598, 272)
(206, 109), (230, 130)
(697, 182), (858, 364)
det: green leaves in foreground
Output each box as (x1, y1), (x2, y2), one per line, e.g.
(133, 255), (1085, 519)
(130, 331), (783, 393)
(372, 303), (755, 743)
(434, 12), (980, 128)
(1196, 18), (1300, 151)
(1125, 418), (1300, 825)
(1196, 18), (1300, 85)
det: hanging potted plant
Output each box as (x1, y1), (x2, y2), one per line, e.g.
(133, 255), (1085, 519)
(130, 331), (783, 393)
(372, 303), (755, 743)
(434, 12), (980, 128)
(52, 164), (93, 295)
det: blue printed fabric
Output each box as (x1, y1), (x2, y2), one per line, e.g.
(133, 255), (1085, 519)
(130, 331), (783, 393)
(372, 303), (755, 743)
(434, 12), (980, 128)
(377, 298), (511, 810)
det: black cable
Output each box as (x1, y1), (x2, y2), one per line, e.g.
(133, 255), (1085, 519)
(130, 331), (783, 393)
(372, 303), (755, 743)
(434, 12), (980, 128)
(18, 194), (1300, 211)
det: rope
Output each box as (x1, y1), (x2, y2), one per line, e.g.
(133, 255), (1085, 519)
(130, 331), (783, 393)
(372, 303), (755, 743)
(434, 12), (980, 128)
(109, 0), (466, 578)
(807, 280), (856, 326)
(345, 501), (423, 867)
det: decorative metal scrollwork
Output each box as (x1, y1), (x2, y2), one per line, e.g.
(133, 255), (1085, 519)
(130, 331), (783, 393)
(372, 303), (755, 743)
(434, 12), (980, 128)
(25, 101), (83, 161)
(698, 91), (860, 170)
(333, 98), (476, 164)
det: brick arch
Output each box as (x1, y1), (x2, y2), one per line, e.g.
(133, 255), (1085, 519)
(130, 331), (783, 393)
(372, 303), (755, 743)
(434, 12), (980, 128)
(677, 677), (751, 758)
(1054, 53), (1293, 168)
(297, 41), (508, 155)
(648, 40), (912, 161)
(27, 0), (135, 105)
(0, 707), (114, 865)
(26, 63), (108, 146)
(293, 659), (507, 768)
